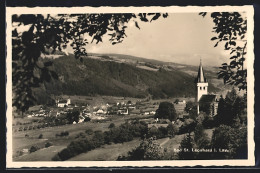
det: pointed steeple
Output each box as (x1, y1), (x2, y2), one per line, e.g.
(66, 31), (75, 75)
(196, 58), (207, 83)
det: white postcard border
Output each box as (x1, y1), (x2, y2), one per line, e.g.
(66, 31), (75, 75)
(6, 5), (255, 168)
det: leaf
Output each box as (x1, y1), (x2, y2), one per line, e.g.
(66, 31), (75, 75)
(20, 14), (37, 25)
(150, 13), (161, 22)
(12, 29), (18, 37)
(211, 37), (218, 41)
(135, 21), (140, 30)
(199, 12), (207, 17)
(163, 13), (168, 18)
(225, 42), (230, 50)
(214, 41), (219, 47)
(230, 41), (236, 46)
(230, 49), (236, 55)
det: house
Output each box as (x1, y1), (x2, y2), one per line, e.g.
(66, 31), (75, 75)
(117, 108), (128, 115)
(57, 98), (71, 107)
(96, 109), (105, 114)
(195, 59), (219, 116)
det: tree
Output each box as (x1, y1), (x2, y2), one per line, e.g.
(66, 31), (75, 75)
(166, 123), (178, 138)
(155, 102), (177, 121)
(118, 137), (165, 160)
(66, 110), (80, 124)
(178, 132), (195, 160)
(29, 145), (39, 153)
(38, 134), (43, 139)
(178, 118), (196, 134)
(45, 142), (53, 148)
(194, 123), (210, 149)
(215, 88), (245, 126)
(108, 123), (115, 129)
(174, 99), (179, 104)
(211, 124), (247, 159)
(184, 101), (197, 120)
(200, 12), (247, 91)
(12, 13), (168, 114)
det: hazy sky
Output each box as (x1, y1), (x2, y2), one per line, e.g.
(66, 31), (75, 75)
(16, 13), (232, 67)
(68, 13), (231, 67)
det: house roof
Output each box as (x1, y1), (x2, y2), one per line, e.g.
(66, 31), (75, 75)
(199, 95), (217, 103)
(58, 100), (67, 104)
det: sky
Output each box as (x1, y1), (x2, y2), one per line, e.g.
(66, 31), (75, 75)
(67, 13), (231, 67)
(16, 13), (231, 67)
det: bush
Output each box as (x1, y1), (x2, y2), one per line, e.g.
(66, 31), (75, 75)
(53, 120), (148, 161)
(75, 132), (85, 139)
(52, 154), (61, 161)
(45, 142), (53, 148)
(108, 123), (115, 128)
(60, 131), (69, 137)
(16, 150), (24, 157)
(38, 134), (43, 139)
(211, 124), (247, 159)
(29, 145), (39, 153)
(85, 128), (93, 135)
(118, 137), (166, 160)
(84, 117), (91, 122)
(178, 118), (196, 134)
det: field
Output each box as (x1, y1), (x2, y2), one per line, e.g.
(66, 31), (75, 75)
(14, 146), (66, 161)
(12, 115), (128, 161)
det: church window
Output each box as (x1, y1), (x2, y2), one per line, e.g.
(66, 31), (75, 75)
(200, 87), (202, 90)
(203, 87), (205, 90)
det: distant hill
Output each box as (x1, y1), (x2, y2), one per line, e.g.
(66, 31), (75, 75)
(34, 53), (221, 105)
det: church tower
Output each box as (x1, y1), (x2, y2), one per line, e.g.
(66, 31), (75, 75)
(196, 59), (208, 114)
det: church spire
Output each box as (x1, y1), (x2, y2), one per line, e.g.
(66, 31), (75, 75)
(196, 58), (207, 83)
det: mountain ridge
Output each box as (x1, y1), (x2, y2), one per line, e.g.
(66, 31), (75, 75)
(34, 53), (221, 105)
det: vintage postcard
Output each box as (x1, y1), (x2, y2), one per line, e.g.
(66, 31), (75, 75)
(6, 6), (255, 168)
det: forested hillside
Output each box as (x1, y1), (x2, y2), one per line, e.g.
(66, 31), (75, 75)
(33, 54), (219, 104)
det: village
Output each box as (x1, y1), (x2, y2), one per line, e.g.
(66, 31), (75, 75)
(14, 95), (192, 130)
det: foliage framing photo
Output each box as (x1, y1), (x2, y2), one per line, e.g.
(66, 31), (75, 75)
(200, 12), (247, 91)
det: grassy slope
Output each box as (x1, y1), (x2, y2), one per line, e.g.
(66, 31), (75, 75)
(68, 139), (141, 161)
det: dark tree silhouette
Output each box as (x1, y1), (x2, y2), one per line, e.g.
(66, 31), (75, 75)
(200, 12), (247, 91)
(155, 102), (177, 121)
(12, 13), (168, 114)
(215, 88), (246, 126)
(178, 132), (195, 160)
(66, 110), (80, 124)
(118, 137), (165, 160)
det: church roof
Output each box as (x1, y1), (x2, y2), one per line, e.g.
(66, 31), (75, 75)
(199, 95), (217, 103)
(196, 60), (207, 83)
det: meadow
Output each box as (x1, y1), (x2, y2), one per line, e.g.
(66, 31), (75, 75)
(12, 114), (128, 161)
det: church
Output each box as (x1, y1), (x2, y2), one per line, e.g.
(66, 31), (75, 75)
(195, 60), (218, 117)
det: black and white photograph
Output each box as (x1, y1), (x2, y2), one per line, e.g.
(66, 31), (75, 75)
(6, 6), (255, 167)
